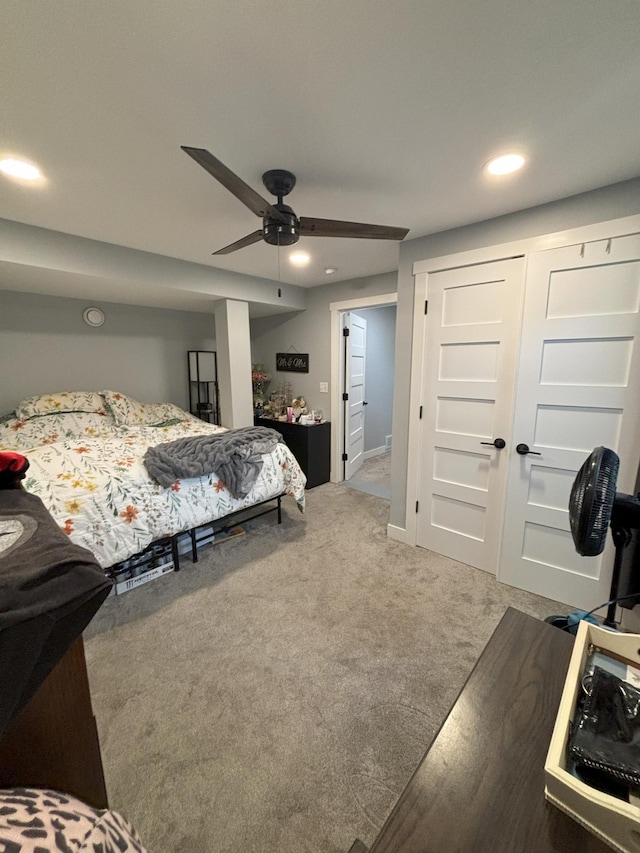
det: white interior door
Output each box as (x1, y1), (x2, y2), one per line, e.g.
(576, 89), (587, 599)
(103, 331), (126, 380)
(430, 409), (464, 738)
(416, 258), (525, 572)
(500, 235), (640, 608)
(345, 312), (367, 479)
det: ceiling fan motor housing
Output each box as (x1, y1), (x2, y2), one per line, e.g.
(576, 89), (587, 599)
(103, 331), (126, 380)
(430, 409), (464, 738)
(263, 204), (299, 246)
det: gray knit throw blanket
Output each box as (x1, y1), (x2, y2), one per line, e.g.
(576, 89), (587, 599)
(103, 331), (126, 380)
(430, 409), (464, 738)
(143, 426), (283, 498)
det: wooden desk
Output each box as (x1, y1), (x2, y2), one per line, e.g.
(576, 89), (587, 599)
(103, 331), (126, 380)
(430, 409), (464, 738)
(368, 608), (609, 853)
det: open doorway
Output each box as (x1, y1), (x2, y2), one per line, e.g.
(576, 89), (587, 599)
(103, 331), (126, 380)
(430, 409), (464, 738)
(329, 292), (397, 499)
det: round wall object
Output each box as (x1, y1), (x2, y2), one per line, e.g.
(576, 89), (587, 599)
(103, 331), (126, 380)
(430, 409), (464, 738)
(83, 307), (105, 327)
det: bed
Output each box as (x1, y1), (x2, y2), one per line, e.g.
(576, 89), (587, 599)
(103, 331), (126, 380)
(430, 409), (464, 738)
(0, 390), (306, 572)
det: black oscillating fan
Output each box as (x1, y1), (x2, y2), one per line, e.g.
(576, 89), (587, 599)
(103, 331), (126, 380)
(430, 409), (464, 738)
(569, 446), (640, 627)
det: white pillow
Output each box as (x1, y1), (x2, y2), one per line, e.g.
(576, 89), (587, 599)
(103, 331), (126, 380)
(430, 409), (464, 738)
(102, 390), (188, 425)
(15, 391), (108, 420)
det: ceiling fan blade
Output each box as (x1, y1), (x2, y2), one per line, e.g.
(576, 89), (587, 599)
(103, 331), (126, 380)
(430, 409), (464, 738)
(182, 147), (287, 223)
(212, 230), (264, 255)
(299, 217), (409, 241)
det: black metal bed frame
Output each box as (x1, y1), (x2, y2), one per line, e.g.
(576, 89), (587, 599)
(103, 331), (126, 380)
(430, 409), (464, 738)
(106, 492), (284, 586)
(184, 492), (284, 564)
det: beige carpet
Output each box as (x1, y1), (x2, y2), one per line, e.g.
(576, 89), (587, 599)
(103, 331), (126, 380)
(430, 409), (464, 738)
(344, 452), (391, 500)
(84, 482), (567, 853)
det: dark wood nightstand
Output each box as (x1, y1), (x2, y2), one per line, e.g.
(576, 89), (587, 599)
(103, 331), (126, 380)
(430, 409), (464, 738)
(255, 417), (330, 488)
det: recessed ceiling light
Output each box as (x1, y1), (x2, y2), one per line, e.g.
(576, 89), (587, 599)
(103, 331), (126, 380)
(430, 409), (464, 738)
(289, 251), (310, 266)
(0, 157), (42, 181)
(486, 153), (526, 175)
(324, 267), (338, 275)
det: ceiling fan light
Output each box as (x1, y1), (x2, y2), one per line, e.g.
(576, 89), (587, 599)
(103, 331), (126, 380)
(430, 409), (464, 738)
(486, 153), (525, 175)
(290, 252), (310, 266)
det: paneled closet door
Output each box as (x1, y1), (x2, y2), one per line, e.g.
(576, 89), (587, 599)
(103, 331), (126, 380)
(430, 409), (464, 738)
(344, 311), (367, 480)
(416, 258), (525, 572)
(499, 235), (640, 608)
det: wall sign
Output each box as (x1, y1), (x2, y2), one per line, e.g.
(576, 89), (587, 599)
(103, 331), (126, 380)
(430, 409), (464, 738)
(276, 352), (309, 373)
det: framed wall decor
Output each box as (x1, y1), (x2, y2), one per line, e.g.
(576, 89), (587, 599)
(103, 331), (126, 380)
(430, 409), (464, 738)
(276, 352), (309, 373)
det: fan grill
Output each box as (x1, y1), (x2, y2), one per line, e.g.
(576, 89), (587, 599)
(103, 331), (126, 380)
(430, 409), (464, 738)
(569, 446), (619, 556)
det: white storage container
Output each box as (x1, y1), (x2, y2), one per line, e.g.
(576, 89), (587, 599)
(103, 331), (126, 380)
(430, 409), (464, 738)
(545, 620), (640, 853)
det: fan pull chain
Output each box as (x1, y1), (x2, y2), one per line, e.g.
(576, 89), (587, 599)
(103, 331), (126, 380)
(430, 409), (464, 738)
(277, 230), (281, 282)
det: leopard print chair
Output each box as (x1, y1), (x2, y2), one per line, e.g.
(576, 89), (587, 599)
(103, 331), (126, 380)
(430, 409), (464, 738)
(0, 787), (149, 852)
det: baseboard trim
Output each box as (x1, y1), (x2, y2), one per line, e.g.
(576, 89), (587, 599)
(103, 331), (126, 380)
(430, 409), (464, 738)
(363, 445), (388, 461)
(387, 523), (410, 544)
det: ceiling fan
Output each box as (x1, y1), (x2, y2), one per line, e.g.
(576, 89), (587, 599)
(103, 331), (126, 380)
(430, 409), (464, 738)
(181, 146), (410, 255)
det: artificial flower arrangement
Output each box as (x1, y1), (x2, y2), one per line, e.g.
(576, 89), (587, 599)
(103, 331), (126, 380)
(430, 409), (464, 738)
(251, 366), (270, 384)
(251, 364), (271, 405)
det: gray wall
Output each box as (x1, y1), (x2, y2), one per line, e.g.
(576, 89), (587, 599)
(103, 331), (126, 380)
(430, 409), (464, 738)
(250, 271), (397, 414)
(0, 290), (216, 413)
(356, 306), (396, 453)
(390, 176), (640, 529)
(0, 218), (307, 315)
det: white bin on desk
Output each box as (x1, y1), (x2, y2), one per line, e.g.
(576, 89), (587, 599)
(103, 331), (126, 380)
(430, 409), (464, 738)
(545, 620), (640, 853)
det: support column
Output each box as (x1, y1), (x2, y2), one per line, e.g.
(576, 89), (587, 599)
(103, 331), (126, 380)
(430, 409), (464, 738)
(214, 299), (253, 428)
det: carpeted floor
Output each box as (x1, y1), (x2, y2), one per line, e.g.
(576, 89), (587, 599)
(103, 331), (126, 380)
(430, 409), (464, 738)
(344, 452), (391, 500)
(84, 482), (567, 853)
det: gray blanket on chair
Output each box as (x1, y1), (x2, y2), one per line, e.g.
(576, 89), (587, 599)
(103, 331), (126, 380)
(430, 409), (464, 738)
(143, 426), (283, 498)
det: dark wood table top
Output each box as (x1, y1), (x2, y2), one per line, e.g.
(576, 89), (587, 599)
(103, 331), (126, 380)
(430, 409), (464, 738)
(368, 607), (609, 853)
(0, 636), (108, 809)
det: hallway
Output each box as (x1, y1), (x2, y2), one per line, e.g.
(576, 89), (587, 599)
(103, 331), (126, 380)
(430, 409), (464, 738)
(343, 451), (391, 500)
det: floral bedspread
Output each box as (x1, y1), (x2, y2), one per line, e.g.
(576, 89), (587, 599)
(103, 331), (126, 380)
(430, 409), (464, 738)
(0, 407), (306, 568)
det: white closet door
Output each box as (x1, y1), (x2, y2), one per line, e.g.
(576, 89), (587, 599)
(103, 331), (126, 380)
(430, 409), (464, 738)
(500, 235), (640, 608)
(416, 258), (525, 572)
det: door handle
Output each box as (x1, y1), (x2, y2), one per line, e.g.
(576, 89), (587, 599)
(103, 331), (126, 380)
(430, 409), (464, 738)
(480, 438), (506, 449)
(516, 443), (541, 456)
(363, 401), (368, 406)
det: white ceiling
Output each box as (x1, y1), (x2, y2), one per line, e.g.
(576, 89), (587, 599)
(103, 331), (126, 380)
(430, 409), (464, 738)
(2, 0), (640, 301)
